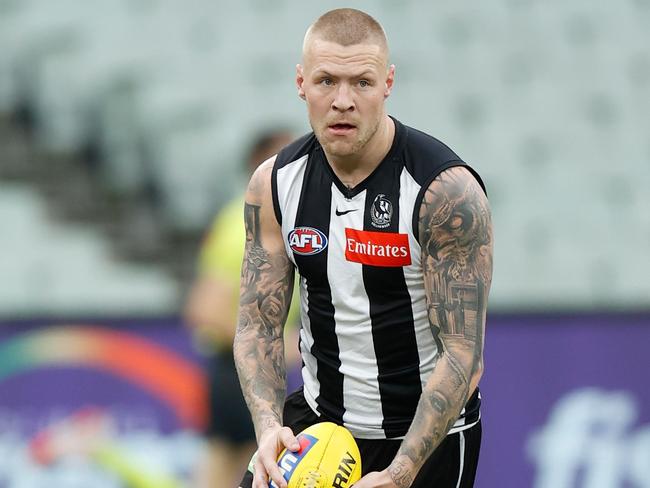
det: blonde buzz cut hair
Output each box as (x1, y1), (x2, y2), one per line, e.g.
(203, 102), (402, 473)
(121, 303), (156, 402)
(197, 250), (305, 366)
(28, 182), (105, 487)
(303, 8), (389, 57)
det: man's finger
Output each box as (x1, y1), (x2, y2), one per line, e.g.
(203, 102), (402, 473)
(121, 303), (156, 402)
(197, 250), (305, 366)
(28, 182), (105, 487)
(252, 457), (270, 488)
(253, 470), (268, 488)
(279, 426), (300, 451)
(263, 456), (287, 488)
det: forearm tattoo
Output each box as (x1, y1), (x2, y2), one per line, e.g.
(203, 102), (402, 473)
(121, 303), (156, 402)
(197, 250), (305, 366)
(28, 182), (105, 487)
(234, 202), (294, 438)
(388, 458), (414, 488)
(390, 167), (493, 482)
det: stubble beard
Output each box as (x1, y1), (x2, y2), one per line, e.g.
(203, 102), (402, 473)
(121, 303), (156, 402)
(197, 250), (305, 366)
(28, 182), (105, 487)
(314, 116), (382, 160)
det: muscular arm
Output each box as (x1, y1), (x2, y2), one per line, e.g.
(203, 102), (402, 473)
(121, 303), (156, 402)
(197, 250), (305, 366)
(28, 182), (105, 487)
(233, 160), (295, 439)
(388, 166), (493, 487)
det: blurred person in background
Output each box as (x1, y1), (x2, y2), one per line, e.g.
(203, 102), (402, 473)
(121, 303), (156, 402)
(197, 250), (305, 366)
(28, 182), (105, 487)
(184, 129), (296, 488)
(234, 8), (492, 488)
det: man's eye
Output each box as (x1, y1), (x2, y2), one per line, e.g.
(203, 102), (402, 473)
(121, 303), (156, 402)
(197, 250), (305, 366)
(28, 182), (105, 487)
(321, 79), (333, 86)
(359, 80), (370, 87)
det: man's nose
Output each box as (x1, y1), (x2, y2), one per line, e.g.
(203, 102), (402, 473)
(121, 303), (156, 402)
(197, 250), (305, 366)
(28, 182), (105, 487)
(332, 84), (354, 112)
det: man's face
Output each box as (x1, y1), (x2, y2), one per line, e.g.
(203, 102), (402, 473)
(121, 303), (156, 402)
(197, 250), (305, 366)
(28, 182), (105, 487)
(297, 39), (394, 159)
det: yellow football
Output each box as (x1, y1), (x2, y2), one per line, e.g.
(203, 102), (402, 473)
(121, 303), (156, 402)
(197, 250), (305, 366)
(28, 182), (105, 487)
(272, 422), (362, 488)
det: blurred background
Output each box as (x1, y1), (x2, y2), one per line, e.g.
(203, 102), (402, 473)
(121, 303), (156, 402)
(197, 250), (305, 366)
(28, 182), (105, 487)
(0, 0), (648, 487)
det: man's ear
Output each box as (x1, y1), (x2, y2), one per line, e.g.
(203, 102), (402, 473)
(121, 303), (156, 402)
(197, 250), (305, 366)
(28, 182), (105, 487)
(296, 64), (306, 100)
(384, 64), (395, 99)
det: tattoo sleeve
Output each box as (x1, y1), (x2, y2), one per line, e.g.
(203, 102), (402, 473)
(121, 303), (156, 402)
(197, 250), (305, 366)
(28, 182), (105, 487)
(388, 166), (493, 487)
(233, 175), (295, 440)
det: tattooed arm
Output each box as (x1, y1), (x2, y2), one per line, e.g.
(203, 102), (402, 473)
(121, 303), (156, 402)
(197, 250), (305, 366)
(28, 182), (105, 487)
(392, 166), (492, 486)
(354, 166), (493, 488)
(233, 159), (299, 488)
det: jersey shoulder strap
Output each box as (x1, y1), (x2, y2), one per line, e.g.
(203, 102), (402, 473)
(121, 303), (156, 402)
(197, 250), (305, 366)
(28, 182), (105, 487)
(398, 121), (487, 243)
(271, 132), (318, 226)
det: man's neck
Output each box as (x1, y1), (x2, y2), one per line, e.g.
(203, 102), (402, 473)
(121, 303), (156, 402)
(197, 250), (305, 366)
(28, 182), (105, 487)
(325, 115), (395, 189)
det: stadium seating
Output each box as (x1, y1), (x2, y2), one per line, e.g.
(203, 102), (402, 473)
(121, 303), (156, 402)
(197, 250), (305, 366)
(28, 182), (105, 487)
(0, 0), (648, 313)
(0, 183), (177, 315)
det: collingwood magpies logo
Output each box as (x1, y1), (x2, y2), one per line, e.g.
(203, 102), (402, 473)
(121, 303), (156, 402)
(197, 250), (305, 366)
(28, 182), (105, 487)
(371, 194), (392, 228)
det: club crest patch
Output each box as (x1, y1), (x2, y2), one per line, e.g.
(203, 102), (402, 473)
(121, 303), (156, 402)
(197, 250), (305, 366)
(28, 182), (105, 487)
(371, 194), (393, 228)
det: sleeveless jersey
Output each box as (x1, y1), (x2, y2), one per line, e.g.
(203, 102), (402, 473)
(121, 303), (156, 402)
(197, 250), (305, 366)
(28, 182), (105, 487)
(272, 117), (485, 439)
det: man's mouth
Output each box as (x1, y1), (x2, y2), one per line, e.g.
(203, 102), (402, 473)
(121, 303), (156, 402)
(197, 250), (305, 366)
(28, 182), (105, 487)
(328, 123), (356, 134)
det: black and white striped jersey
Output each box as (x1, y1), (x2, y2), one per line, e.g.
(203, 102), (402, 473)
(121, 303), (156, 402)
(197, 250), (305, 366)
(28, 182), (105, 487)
(272, 117), (485, 440)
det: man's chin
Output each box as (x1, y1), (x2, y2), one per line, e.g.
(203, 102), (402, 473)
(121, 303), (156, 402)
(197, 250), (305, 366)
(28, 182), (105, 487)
(323, 143), (357, 158)
(320, 137), (360, 157)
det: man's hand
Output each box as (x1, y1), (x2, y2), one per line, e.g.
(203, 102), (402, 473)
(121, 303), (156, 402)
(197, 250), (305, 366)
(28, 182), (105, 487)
(352, 469), (404, 488)
(252, 424), (300, 488)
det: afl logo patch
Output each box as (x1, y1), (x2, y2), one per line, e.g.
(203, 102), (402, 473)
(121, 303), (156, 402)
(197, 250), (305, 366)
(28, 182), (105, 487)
(371, 194), (393, 228)
(288, 227), (328, 255)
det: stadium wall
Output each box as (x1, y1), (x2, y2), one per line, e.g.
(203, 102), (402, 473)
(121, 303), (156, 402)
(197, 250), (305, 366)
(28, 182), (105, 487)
(0, 315), (648, 487)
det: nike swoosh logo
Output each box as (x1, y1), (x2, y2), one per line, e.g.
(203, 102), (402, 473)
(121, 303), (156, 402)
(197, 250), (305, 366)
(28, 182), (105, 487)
(335, 208), (358, 216)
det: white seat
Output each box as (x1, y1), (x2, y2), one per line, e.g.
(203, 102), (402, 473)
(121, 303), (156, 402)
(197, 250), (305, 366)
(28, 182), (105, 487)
(0, 183), (177, 315)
